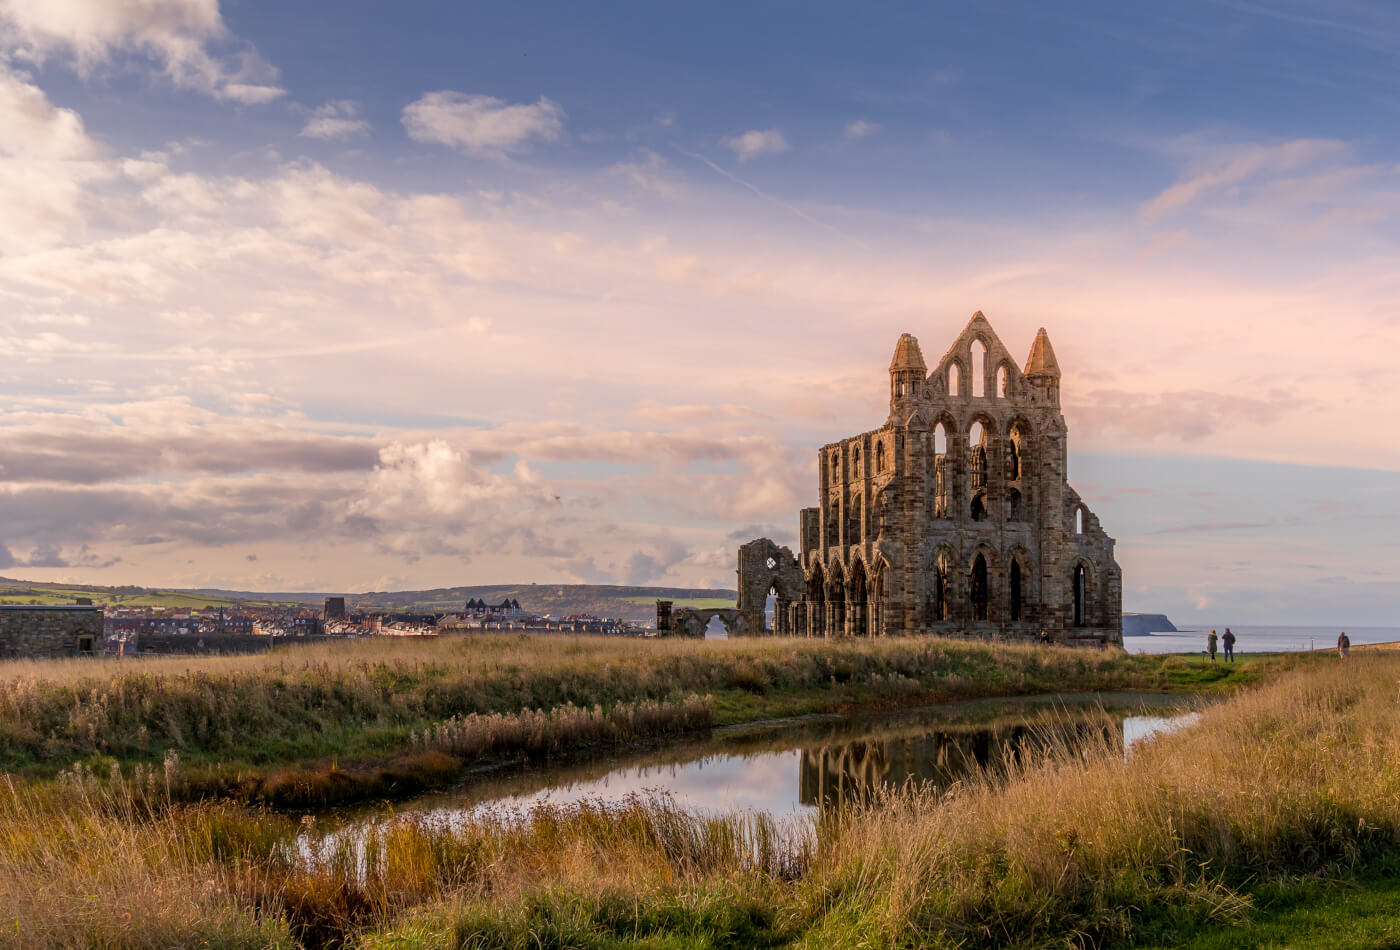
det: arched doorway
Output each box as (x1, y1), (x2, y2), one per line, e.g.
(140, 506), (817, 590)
(971, 554), (989, 622)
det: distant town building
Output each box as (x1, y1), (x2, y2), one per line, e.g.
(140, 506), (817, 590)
(465, 597), (524, 619)
(323, 596), (347, 621)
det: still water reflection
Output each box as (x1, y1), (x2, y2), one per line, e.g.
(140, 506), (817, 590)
(385, 693), (1199, 825)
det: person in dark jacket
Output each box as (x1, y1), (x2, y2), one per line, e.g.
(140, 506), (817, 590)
(1338, 631), (1351, 658)
(1207, 629), (1218, 662)
(1222, 628), (1236, 662)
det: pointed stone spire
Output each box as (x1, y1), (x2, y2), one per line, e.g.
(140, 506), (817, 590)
(1024, 328), (1061, 379)
(888, 333), (926, 421)
(889, 333), (927, 373)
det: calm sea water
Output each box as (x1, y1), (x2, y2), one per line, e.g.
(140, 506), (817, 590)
(1124, 624), (1400, 655)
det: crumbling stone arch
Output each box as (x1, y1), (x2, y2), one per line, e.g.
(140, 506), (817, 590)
(968, 544), (998, 624)
(944, 357), (966, 397)
(1007, 416), (1034, 481)
(668, 608), (755, 638)
(805, 560), (827, 636)
(871, 558), (890, 636)
(1006, 544), (1034, 623)
(1071, 558), (1096, 628)
(970, 337), (989, 397)
(848, 558), (869, 636)
(925, 543), (958, 627)
(737, 538), (802, 634)
(997, 360), (1016, 398)
(827, 559), (847, 636)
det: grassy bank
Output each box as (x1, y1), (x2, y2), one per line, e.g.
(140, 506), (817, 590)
(0, 635), (1258, 802)
(0, 649), (1391, 948)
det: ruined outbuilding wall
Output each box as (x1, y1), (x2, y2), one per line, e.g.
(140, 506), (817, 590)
(0, 605), (104, 659)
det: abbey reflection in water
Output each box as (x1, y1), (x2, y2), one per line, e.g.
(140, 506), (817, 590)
(798, 719), (1124, 811)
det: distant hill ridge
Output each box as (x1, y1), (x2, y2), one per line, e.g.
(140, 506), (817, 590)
(0, 577), (735, 623)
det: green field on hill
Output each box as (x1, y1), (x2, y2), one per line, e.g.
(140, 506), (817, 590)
(621, 595), (736, 610)
(0, 577), (735, 619)
(0, 582), (270, 609)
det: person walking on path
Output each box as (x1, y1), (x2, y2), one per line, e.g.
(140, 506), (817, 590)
(1208, 629), (1218, 662)
(1338, 631), (1351, 658)
(1223, 628), (1236, 662)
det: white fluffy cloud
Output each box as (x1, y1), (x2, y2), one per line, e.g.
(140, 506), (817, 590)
(0, 62), (1398, 600)
(0, 65), (111, 253)
(0, 0), (284, 102)
(401, 91), (564, 156)
(300, 100), (370, 140)
(0, 64), (98, 159)
(843, 119), (878, 140)
(725, 128), (788, 161)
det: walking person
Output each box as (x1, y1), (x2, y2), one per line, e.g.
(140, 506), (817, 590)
(1208, 629), (1218, 662)
(1222, 628), (1236, 663)
(1338, 631), (1351, 658)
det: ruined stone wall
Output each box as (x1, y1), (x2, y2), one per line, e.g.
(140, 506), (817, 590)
(735, 537), (803, 635)
(747, 312), (1122, 646)
(0, 606), (104, 659)
(663, 607), (755, 638)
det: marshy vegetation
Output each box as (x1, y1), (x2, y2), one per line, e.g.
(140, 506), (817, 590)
(0, 643), (1391, 948)
(0, 635), (1249, 803)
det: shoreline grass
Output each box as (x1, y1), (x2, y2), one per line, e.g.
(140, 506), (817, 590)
(0, 635), (1263, 798)
(0, 648), (1389, 948)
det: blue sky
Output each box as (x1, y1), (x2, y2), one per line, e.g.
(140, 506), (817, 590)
(0, 0), (1396, 624)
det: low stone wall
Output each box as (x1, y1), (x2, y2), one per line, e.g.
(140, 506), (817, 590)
(0, 606), (104, 659)
(128, 633), (340, 655)
(666, 607), (761, 638)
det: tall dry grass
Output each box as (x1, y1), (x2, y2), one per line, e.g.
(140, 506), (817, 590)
(0, 771), (294, 948)
(358, 653), (1400, 948)
(2, 646), (1358, 949)
(0, 634), (1183, 772)
(413, 694), (713, 758)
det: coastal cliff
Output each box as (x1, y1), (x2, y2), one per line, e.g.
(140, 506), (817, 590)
(1122, 613), (1178, 636)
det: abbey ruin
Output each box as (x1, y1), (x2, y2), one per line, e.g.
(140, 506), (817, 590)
(730, 311), (1122, 645)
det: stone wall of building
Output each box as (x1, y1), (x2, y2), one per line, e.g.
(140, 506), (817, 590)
(740, 311), (1122, 646)
(0, 605), (104, 658)
(128, 633), (338, 655)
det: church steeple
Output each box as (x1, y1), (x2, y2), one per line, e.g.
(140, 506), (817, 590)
(1024, 328), (1061, 406)
(889, 332), (926, 417)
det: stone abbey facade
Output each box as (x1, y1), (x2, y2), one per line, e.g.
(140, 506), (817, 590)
(733, 311), (1122, 645)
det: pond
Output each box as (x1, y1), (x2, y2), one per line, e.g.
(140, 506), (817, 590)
(373, 692), (1200, 826)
